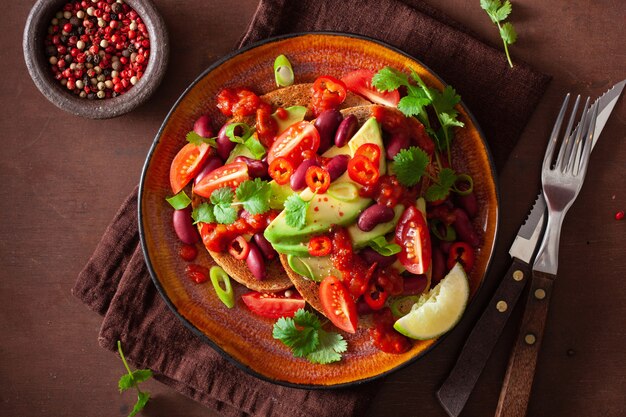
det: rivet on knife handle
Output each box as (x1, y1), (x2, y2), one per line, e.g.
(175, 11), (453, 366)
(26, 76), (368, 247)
(436, 258), (531, 417)
(494, 272), (554, 417)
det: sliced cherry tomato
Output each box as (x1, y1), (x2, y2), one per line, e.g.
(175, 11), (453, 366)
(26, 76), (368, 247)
(193, 161), (249, 198)
(311, 76), (347, 116)
(342, 70), (400, 107)
(308, 235), (332, 256)
(267, 121), (320, 166)
(228, 236), (250, 260)
(268, 157), (294, 185)
(369, 307), (412, 354)
(241, 290), (305, 319)
(169, 143), (211, 194)
(355, 143), (381, 167)
(305, 166), (331, 193)
(395, 206), (432, 275)
(319, 276), (358, 333)
(363, 281), (389, 311)
(447, 241), (475, 272)
(216, 87), (261, 118)
(348, 155), (380, 186)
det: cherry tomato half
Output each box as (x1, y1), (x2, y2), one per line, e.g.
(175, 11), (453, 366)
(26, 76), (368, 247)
(228, 235), (250, 260)
(169, 143), (212, 194)
(268, 157), (294, 185)
(308, 235), (332, 257)
(193, 161), (249, 198)
(342, 70), (400, 107)
(348, 155), (380, 186)
(355, 143), (381, 168)
(319, 275), (358, 333)
(241, 290), (305, 319)
(447, 241), (475, 272)
(395, 206), (432, 275)
(311, 75), (347, 116)
(267, 121), (320, 167)
(305, 166), (331, 193)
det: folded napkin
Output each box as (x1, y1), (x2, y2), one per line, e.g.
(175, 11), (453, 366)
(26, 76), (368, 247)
(73, 0), (550, 416)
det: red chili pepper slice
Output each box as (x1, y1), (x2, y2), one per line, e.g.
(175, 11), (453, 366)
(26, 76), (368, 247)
(305, 166), (331, 193)
(268, 157), (294, 185)
(311, 75), (347, 116)
(363, 281), (389, 311)
(348, 155), (380, 186)
(446, 241), (475, 272)
(308, 235), (332, 257)
(355, 143), (381, 168)
(228, 235), (250, 260)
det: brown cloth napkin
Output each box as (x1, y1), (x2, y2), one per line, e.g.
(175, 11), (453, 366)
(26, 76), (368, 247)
(73, 1), (550, 416)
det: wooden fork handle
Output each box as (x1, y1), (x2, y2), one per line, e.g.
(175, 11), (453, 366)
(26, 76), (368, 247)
(495, 271), (555, 417)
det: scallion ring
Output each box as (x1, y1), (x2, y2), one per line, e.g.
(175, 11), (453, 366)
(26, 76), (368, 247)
(209, 266), (235, 308)
(274, 54), (294, 87)
(429, 218), (457, 242)
(451, 173), (474, 196)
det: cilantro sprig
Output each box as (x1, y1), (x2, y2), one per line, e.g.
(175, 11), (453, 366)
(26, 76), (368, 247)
(480, 0), (517, 67)
(186, 131), (217, 148)
(392, 146), (429, 187)
(117, 341), (153, 417)
(425, 168), (457, 202)
(283, 194), (311, 229)
(273, 309), (347, 364)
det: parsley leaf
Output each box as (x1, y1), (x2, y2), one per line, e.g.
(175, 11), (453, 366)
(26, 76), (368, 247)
(191, 202), (215, 224)
(393, 146), (430, 187)
(425, 168), (457, 202)
(368, 236), (402, 257)
(186, 131), (217, 148)
(306, 330), (347, 364)
(284, 194), (310, 229)
(165, 191), (191, 210)
(236, 178), (271, 214)
(480, 0), (517, 67)
(117, 341), (152, 417)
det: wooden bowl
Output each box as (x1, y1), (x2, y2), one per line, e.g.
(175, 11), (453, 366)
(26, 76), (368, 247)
(23, 0), (168, 119)
(139, 33), (499, 388)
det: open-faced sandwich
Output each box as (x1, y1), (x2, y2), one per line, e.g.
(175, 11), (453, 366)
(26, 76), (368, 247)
(166, 57), (481, 363)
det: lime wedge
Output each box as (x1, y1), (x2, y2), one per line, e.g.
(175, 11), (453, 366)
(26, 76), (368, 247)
(394, 263), (469, 340)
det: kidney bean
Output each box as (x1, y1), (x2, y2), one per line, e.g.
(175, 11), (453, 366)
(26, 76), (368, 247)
(457, 192), (478, 219)
(253, 233), (277, 260)
(386, 133), (410, 160)
(431, 246), (446, 284)
(334, 115), (358, 147)
(358, 204), (395, 232)
(325, 154), (350, 181)
(314, 109), (343, 153)
(360, 247), (397, 268)
(402, 275), (429, 295)
(246, 240), (266, 281)
(216, 123), (238, 161)
(290, 159), (319, 191)
(233, 156), (268, 178)
(193, 113), (214, 138)
(453, 208), (480, 247)
(172, 207), (199, 244)
(194, 156), (223, 186)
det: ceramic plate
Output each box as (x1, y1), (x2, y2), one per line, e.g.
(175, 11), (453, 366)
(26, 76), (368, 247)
(139, 33), (498, 388)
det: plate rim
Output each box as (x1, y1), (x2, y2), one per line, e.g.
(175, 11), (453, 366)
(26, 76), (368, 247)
(138, 31), (500, 390)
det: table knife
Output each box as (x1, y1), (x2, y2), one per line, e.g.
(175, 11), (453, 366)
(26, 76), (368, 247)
(436, 79), (625, 417)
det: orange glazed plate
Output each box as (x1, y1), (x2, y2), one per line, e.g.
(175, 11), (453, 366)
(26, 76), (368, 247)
(138, 33), (499, 388)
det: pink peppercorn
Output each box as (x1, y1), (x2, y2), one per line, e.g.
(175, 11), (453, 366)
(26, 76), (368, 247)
(616, 211), (625, 221)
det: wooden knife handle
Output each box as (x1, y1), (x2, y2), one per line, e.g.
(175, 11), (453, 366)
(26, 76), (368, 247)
(494, 271), (555, 417)
(437, 258), (531, 417)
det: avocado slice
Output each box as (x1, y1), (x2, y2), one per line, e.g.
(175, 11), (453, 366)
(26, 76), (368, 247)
(269, 180), (295, 210)
(287, 255), (340, 282)
(349, 204), (404, 249)
(272, 106), (307, 134)
(271, 240), (310, 256)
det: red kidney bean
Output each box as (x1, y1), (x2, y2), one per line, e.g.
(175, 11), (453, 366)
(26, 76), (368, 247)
(246, 240), (266, 281)
(356, 298), (374, 315)
(314, 109), (343, 153)
(453, 208), (480, 247)
(358, 204), (395, 232)
(290, 159), (319, 191)
(386, 133), (410, 160)
(402, 275), (429, 295)
(193, 113), (214, 138)
(216, 123), (237, 161)
(457, 192), (478, 219)
(253, 233), (277, 260)
(334, 115), (358, 147)
(360, 247), (397, 268)
(325, 154), (349, 181)
(172, 207), (199, 244)
(233, 156), (268, 178)
(194, 156), (223, 186)
(431, 246), (446, 284)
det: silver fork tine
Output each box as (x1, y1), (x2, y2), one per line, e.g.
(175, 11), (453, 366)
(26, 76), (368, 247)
(577, 101), (598, 176)
(556, 95), (581, 171)
(565, 97), (590, 174)
(543, 94), (570, 171)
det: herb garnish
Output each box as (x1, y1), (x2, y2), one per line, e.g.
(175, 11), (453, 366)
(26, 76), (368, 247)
(425, 168), (457, 202)
(392, 146), (429, 187)
(283, 194), (311, 229)
(117, 341), (153, 417)
(273, 309), (347, 364)
(480, 0), (517, 67)
(186, 131), (217, 148)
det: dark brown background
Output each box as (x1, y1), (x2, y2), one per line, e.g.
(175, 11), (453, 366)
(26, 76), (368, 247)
(2, 1), (625, 416)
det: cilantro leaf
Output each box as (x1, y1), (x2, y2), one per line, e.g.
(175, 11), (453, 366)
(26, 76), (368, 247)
(117, 341), (153, 417)
(426, 168), (457, 202)
(480, 0), (501, 19)
(119, 370), (153, 392)
(368, 236), (402, 257)
(480, 0), (517, 66)
(186, 131), (217, 148)
(129, 391), (150, 417)
(236, 178), (271, 214)
(165, 191), (191, 210)
(273, 311), (320, 357)
(397, 95), (431, 118)
(393, 147), (430, 187)
(494, 0), (512, 22)
(293, 308), (322, 329)
(210, 187), (234, 206)
(284, 194), (310, 229)
(306, 330), (347, 364)
(212, 204), (237, 224)
(192, 202), (215, 224)
(500, 22), (517, 44)
(371, 67), (409, 92)
(439, 112), (465, 129)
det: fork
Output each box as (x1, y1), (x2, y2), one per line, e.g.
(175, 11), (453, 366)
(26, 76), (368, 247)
(494, 94), (599, 417)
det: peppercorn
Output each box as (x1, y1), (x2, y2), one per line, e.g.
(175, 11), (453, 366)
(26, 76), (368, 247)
(616, 211), (625, 221)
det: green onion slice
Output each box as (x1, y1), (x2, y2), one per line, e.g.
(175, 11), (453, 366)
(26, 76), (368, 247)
(224, 123), (253, 144)
(165, 191), (191, 210)
(243, 135), (267, 159)
(390, 295), (421, 318)
(368, 236), (402, 257)
(451, 173), (474, 196)
(429, 219), (457, 242)
(274, 54), (294, 87)
(209, 266), (235, 308)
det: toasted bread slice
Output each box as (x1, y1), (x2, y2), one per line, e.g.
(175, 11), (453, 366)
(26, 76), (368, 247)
(279, 253), (326, 314)
(209, 250), (293, 292)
